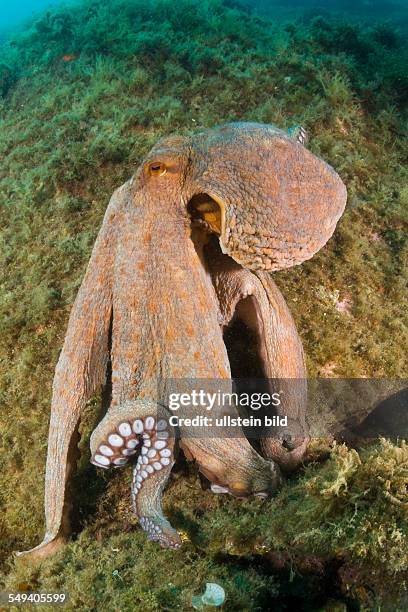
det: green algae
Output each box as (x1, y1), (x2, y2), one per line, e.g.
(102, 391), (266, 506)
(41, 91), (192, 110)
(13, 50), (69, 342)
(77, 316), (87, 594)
(2, 440), (407, 609)
(0, 0), (407, 608)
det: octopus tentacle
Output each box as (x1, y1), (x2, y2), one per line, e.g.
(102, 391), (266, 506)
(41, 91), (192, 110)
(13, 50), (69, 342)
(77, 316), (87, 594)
(203, 237), (309, 472)
(253, 270), (309, 468)
(180, 435), (282, 498)
(17, 182), (130, 559)
(90, 400), (181, 549)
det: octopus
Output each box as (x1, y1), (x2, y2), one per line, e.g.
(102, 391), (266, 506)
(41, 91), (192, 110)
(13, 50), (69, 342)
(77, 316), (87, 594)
(19, 122), (347, 558)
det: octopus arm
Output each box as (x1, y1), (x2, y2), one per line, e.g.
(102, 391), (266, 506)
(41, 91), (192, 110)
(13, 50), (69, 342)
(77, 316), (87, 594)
(204, 237), (308, 470)
(17, 182), (130, 558)
(251, 271), (309, 470)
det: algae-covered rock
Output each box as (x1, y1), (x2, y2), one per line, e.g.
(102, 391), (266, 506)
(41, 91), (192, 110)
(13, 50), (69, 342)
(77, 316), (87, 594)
(0, 63), (12, 97)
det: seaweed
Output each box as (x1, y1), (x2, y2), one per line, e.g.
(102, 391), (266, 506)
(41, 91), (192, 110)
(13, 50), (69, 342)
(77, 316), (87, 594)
(0, 62), (13, 97)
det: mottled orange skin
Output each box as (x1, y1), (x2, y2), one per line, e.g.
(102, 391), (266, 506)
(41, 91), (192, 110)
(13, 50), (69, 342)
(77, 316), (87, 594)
(18, 123), (346, 557)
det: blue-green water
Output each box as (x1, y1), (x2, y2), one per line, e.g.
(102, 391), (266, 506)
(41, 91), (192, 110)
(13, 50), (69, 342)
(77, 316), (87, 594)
(0, 1), (78, 42)
(0, 1), (62, 28)
(249, 0), (408, 31)
(1, 0), (407, 33)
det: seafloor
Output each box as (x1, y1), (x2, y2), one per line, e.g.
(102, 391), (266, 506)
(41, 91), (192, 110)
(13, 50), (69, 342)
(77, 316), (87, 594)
(0, 1), (407, 609)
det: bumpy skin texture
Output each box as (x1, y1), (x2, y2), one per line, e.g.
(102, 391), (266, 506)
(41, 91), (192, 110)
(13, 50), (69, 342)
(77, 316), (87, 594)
(192, 124), (346, 270)
(18, 123), (346, 558)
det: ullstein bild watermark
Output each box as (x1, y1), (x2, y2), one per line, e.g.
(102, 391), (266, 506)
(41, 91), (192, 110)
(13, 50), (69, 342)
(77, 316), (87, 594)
(168, 413), (288, 428)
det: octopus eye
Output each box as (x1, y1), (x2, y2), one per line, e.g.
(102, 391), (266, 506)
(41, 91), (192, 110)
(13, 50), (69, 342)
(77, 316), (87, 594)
(148, 161), (167, 176)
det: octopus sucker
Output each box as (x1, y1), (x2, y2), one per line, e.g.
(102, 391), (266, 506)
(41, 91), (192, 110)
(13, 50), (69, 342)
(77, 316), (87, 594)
(99, 444), (114, 456)
(118, 422), (132, 436)
(211, 484), (230, 494)
(91, 410), (171, 469)
(89, 400), (181, 548)
(18, 122), (346, 559)
(139, 517), (181, 550)
(133, 419), (144, 434)
(93, 454), (110, 467)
